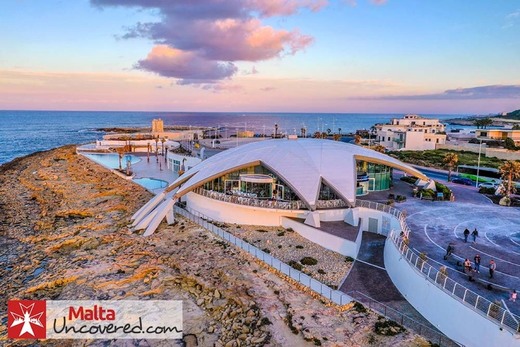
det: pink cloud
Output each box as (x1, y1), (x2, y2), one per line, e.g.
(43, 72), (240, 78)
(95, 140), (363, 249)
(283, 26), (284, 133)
(92, 0), (321, 84)
(137, 45), (238, 84)
(370, 0), (387, 5)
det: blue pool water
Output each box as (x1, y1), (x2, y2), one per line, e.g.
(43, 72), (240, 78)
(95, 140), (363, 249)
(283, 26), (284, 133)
(84, 153), (141, 169)
(133, 177), (168, 190)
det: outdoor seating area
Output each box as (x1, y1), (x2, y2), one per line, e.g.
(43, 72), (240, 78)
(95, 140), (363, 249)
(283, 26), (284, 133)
(194, 187), (304, 210)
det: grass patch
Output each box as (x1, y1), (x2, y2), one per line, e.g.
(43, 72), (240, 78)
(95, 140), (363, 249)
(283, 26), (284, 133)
(389, 149), (504, 169)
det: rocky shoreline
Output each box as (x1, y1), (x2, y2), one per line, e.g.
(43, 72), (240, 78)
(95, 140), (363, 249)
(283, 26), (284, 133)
(0, 146), (427, 346)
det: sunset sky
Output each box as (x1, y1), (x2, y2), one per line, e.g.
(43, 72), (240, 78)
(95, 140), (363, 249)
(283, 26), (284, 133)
(1, 0), (519, 114)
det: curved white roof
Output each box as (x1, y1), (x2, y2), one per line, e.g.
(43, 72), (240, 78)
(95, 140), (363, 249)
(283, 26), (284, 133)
(166, 139), (428, 210)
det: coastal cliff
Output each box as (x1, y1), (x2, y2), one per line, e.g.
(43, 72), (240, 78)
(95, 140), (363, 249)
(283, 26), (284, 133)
(0, 146), (427, 346)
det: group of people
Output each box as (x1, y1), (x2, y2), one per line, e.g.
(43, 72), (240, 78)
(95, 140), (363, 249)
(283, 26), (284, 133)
(463, 228), (479, 243)
(462, 255), (496, 279)
(446, 246), (498, 279)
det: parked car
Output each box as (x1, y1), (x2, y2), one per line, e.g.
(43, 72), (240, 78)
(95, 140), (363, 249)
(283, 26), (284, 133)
(478, 182), (498, 189)
(452, 178), (473, 186)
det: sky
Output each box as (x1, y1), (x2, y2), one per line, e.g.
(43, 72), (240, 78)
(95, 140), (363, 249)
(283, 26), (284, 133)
(0, 0), (519, 114)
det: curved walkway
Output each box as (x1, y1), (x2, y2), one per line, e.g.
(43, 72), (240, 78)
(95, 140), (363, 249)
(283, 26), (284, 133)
(367, 173), (520, 317)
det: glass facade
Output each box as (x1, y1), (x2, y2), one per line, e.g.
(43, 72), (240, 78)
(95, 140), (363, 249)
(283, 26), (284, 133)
(356, 161), (392, 195)
(202, 164), (300, 202)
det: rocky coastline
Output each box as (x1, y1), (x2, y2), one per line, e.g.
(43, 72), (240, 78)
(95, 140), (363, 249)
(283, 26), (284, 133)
(0, 146), (427, 346)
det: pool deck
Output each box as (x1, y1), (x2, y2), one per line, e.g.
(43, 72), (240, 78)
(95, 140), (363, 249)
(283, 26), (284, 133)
(80, 150), (177, 194)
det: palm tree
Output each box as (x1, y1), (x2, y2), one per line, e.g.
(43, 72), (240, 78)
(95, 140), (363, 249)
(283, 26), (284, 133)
(443, 153), (459, 182)
(499, 160), (520, 196)
(313, 131), (321, 138)
(326, 128), (332, 136)
(338, 127), (342, 135)
(160, 137), (166, 156)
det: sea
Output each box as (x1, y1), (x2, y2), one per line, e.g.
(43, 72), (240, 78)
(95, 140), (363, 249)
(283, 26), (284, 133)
(0, 110), (473, 165)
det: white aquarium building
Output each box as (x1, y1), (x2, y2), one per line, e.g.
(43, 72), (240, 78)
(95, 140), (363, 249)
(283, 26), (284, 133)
(131, 138), (427, 235)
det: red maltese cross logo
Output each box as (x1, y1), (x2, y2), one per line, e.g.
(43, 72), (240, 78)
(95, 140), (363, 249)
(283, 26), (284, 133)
(8, 300), (46, 339)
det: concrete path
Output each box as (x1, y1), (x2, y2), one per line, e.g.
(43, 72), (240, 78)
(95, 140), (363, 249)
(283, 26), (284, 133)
(339, 232), (443, 339)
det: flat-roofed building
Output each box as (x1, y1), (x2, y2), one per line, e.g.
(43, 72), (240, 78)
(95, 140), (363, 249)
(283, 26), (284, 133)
(376, 114), (446, 151)
(476, 129), (520, 145)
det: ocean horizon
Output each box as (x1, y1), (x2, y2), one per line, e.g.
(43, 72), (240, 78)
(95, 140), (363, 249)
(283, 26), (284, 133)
(0, 110), (473, 165)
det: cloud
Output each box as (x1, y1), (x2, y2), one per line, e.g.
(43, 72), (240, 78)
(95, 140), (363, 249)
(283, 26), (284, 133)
(370, 0), (387, 5)
(359, 85), (520, 100)
(92, 0), (321, 84)
(260, 86), (276, 92)
(137, 45), (238, 84)
(504, 9), (520, 28)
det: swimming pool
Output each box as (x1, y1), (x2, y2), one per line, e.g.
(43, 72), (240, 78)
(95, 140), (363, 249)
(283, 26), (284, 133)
(84, 153), (141, 169)
(133, 177), (168, 190)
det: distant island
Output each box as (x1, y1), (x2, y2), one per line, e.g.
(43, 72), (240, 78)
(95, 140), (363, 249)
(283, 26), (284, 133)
(445, 109), (520, 126)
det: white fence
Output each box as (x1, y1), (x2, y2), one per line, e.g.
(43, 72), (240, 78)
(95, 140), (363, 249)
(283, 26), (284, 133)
(388, 231), (520, 335)
(355, 199), (411, 237)
(174, 205), (353, 306)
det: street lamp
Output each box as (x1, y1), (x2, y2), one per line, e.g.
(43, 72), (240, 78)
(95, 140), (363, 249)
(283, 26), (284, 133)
(475, 138), (483, 188)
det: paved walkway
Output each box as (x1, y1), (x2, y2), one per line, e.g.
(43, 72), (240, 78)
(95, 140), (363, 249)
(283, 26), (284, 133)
(339, 232), (442, 335)
(362, 172), (520, 317)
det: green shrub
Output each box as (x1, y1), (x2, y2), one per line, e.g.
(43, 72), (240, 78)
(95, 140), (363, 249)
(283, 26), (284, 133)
(289, 260), (303, 271)
(300, 257), (318, 266)
(479, 187), (496, 194)
(353, 301), (367, 313)
(317, 269), (326, 275)
(435, 182), (451, 200)
(400, 176), (417, 184)
(345, 256), (354, 262)
(374, 319), (405, 336)
(257, 229), (269, 233)
(262, 248), (271, 254)
(295, 245), (304, 249)
(420, 189), (435, 198)
(277, 231), (285, 236)
(395, 195), (407, 202)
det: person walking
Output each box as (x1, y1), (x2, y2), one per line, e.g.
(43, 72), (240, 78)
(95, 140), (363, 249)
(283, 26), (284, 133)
(463, 228), (470, 243)
(489, 259), (496, 279)
(444, 243), (454, 260)
(474, 254), (481, 273)
(471, 228), (479, 243)
(510, 290), (517, 302)
(464, 258), (472, 273)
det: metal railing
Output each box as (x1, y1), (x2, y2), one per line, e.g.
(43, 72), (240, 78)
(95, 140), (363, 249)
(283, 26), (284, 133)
(355, 199), (411, 237)
(389, 231), (520, 334)
(194, 188), (305, 210)
(347, 291), (459, 347)
(174, 205), (352, 306)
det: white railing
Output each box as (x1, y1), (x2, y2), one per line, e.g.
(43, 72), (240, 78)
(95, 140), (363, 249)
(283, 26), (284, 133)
(389, 231), (520, 335)
(174, 205), (352, 307)
(355, 199), (411, 237)
(194, 187), (305, 210)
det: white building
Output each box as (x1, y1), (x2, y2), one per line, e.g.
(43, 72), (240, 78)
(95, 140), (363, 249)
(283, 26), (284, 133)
(131, 138), (428, 236)
(376, 114), (446, 151)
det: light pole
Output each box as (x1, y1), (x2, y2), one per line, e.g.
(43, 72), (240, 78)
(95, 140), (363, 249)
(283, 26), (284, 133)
(475, 138), (483, 188)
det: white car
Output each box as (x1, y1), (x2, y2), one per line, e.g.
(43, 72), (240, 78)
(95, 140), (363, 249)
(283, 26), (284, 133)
(478, 182), (498, 189)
